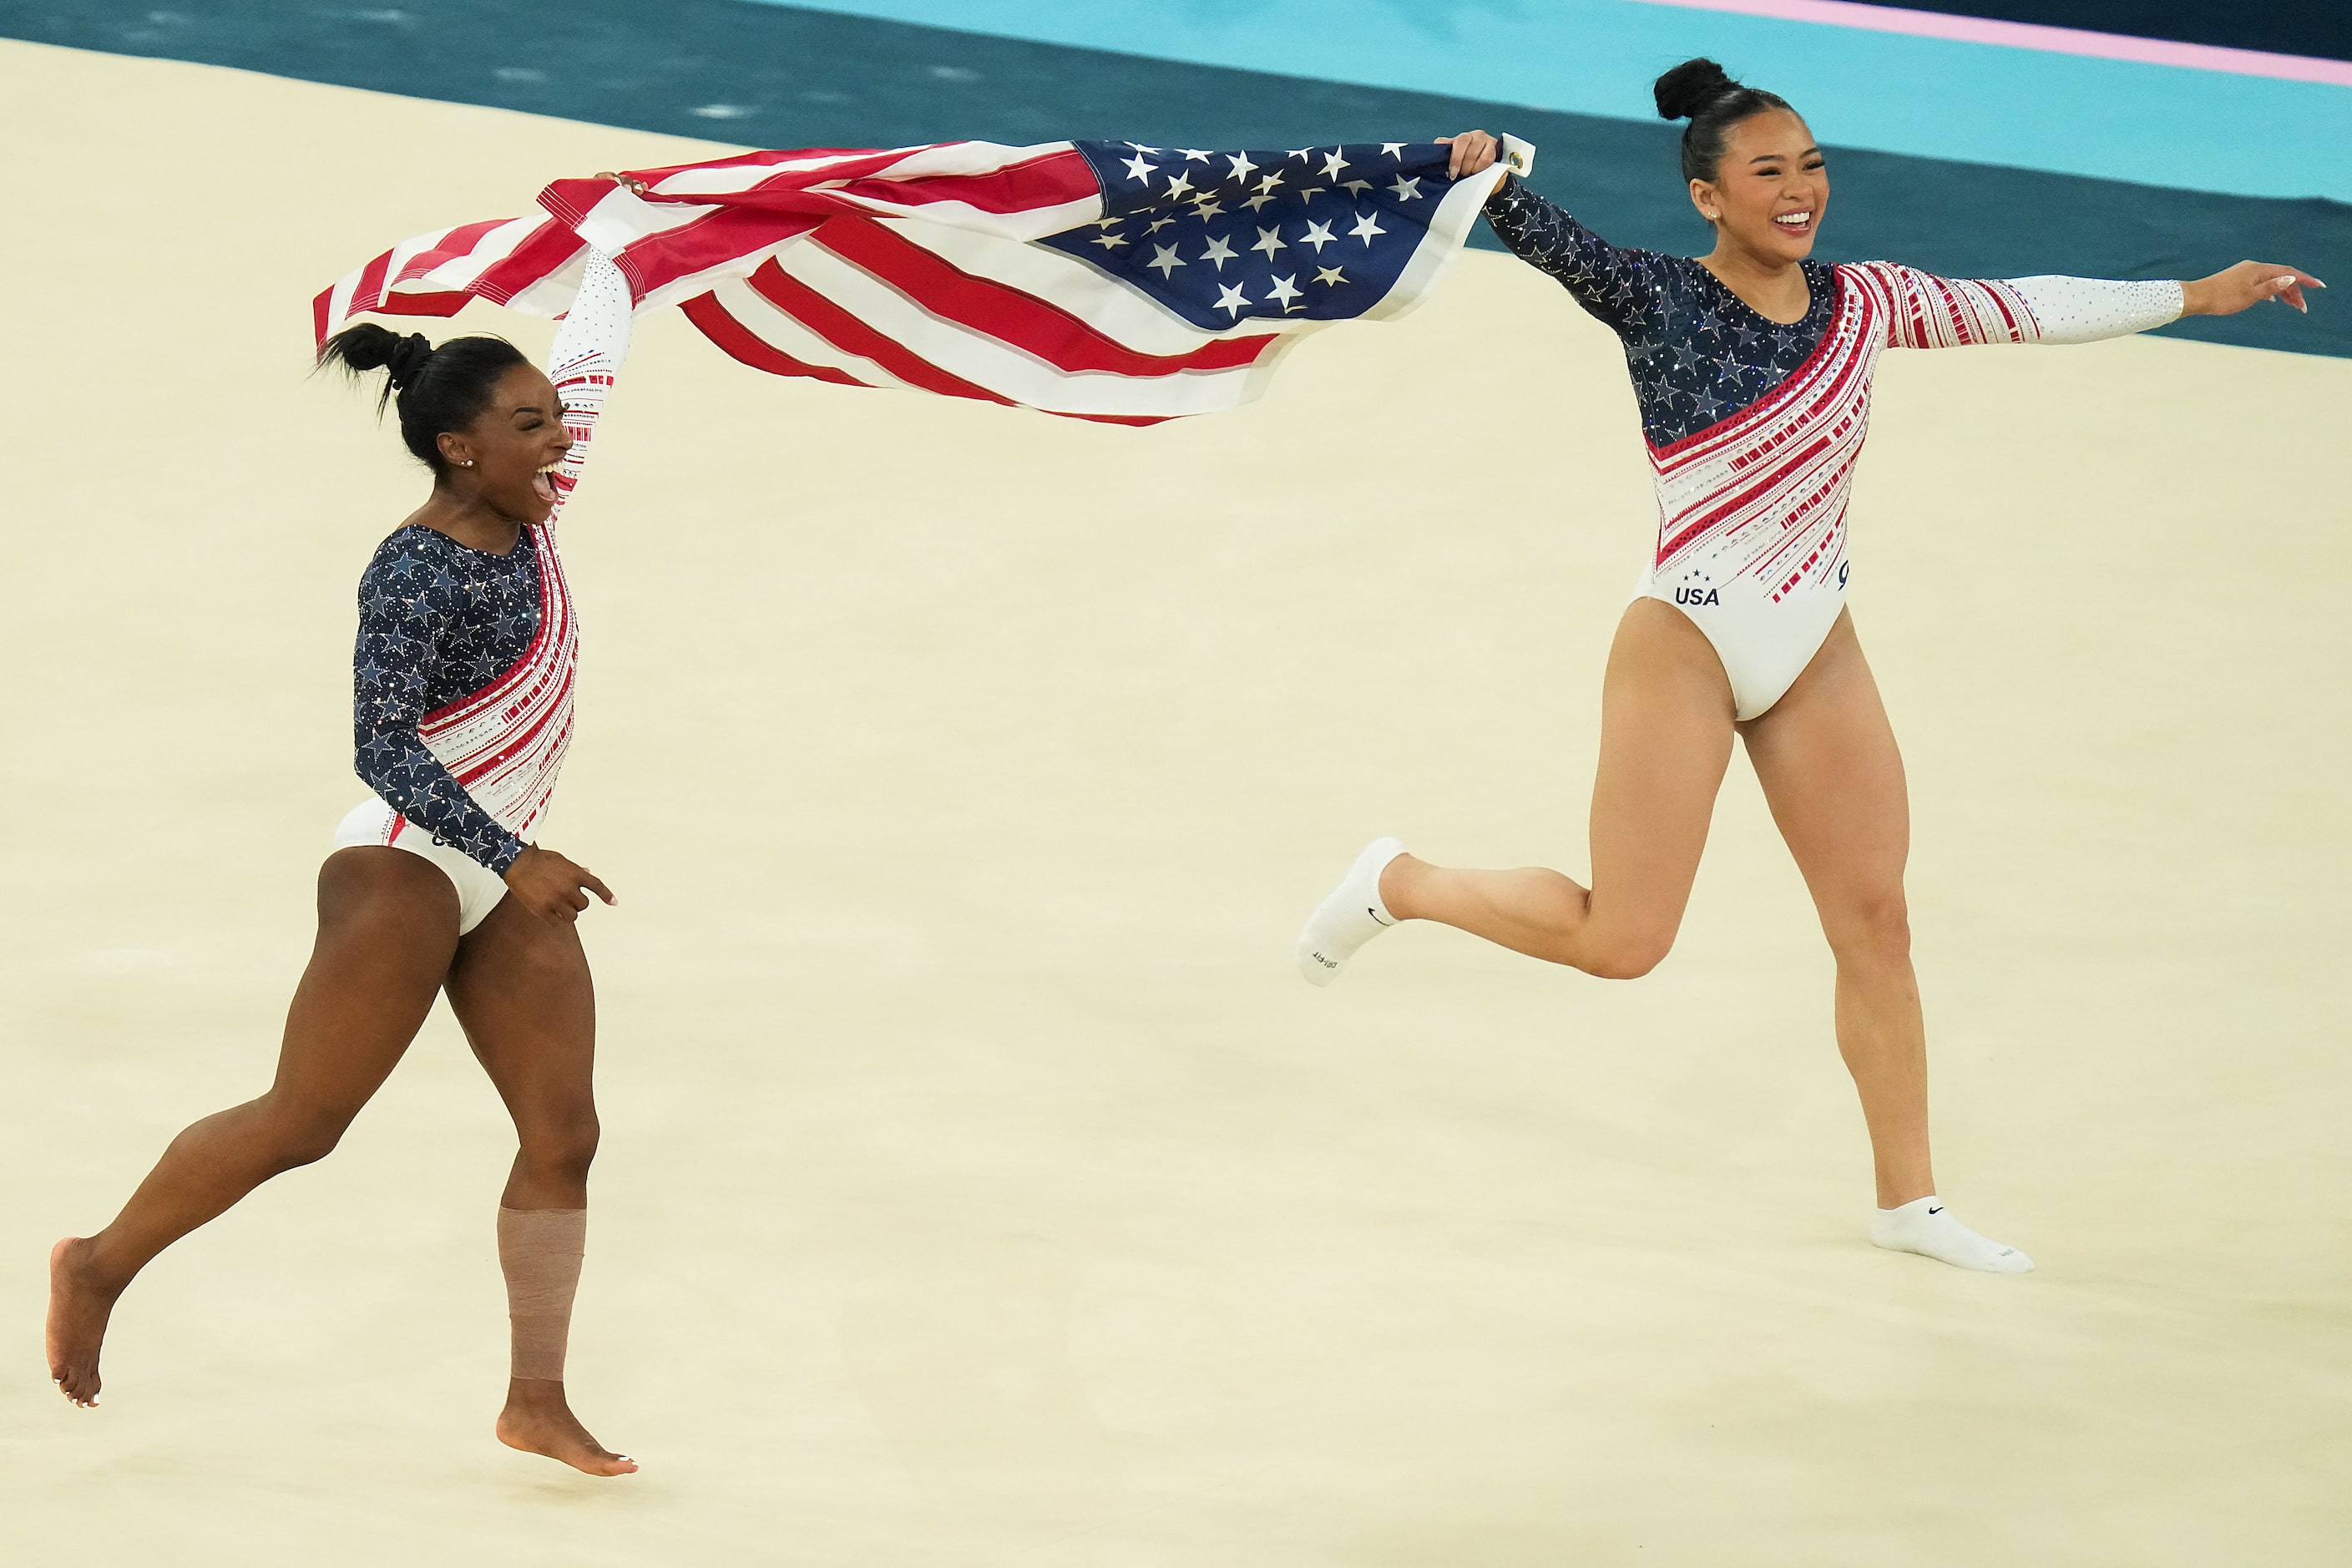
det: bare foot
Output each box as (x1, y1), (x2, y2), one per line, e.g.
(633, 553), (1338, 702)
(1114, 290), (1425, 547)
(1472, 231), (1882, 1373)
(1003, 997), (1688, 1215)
(47, 1237), (119, 1408)
(495, 1378), (637, 1476)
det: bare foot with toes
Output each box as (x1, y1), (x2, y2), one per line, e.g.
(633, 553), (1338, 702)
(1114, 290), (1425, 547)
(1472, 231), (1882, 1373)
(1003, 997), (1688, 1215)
(496, 1379), (637, 1476)
(47, 1237), (119, 1408)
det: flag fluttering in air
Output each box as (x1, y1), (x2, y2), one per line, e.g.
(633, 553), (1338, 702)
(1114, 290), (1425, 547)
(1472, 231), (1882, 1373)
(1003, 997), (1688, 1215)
(315, 136), (1533, 425)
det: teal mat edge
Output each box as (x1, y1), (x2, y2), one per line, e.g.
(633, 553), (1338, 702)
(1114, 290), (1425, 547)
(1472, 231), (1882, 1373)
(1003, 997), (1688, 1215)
(3, 0), (2342, 360)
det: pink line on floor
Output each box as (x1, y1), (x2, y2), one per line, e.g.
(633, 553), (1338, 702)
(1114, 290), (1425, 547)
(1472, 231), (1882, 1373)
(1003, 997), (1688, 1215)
(1629, 0), (2352, 86)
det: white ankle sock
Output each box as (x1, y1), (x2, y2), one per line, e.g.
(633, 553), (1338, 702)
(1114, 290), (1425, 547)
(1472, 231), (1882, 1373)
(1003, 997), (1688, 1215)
(1296, 837), (1407, 986)
(1870, 1196), (2034, 1273)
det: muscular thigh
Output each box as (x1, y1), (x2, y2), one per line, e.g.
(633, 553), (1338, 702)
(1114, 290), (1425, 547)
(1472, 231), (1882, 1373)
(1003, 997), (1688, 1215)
(443, 895), (597, 1120)
(1587, 598), (1739, 938)
(1741, 611), (1909, 918)
(267, 847), (463, 1114)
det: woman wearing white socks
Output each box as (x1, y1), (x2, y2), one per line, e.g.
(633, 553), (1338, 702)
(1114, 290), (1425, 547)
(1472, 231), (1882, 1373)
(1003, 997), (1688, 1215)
(1297, 60), (2320, 1272)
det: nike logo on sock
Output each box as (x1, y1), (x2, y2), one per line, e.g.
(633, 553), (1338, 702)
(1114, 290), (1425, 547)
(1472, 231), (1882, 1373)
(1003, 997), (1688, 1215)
(1368, 906), (1394, 926)
(1928, 1205), (1943, 1215)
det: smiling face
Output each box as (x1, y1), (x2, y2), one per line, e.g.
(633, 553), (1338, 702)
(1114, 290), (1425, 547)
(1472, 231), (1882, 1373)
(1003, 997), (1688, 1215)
(435, 363), (571, 523)
(1688, 108), (1828, 264)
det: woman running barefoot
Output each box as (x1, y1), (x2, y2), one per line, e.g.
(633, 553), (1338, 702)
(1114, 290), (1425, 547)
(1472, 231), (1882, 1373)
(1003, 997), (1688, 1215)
(48, 254), (641, 1472)
(1296, 60), (2321, 1272)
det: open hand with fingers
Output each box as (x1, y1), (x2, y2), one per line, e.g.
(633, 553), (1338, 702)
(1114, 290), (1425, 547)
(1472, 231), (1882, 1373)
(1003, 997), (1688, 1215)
(2183, 260), (2326, 316)
(1438, 129), (1501, 180)
(503, 844), (615, 924)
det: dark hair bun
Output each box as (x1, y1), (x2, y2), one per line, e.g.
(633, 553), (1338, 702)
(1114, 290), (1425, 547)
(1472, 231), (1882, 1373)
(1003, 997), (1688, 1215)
(384, 331), (434, 389)
(1654, 57), (1738, 122)
(317, 321), (436, 389)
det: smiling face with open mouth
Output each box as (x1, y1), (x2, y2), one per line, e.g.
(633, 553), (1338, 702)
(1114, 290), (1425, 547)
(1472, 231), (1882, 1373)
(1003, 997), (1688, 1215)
(438, 363), (574, 524)
(1691, 107), (1830, 267)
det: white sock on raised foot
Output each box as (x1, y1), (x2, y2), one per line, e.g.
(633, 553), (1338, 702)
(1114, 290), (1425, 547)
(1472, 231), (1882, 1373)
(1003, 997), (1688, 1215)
(1870, 1196), (2035, 1273)
(1295, 837), (1408, 987)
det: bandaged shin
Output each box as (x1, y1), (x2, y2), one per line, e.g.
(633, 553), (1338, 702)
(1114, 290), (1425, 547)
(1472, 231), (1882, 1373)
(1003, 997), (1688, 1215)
(498, 1206), (587, 1381)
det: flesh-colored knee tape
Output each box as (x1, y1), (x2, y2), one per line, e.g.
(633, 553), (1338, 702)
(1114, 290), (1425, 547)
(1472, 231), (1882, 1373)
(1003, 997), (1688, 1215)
(498, 1206), (587, 1382)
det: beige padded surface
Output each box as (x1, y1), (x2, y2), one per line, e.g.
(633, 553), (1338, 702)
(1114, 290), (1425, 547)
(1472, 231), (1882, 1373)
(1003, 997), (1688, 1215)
(2, 38), (2346, 1566)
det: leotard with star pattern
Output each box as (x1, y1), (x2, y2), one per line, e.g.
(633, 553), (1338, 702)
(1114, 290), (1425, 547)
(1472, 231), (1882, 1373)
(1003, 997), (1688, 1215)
(352, 528), (544, 873)
(1480, 179), (2183, 718)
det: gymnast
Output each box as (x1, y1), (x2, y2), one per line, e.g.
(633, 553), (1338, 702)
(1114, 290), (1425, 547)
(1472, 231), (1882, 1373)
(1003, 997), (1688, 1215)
(1297, 59), (2320, 1271)
(48, 254), (642, 1472)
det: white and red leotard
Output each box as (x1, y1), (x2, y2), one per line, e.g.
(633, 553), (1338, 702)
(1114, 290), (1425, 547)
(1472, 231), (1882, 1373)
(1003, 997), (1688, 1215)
(1485, 179), (2183, 718)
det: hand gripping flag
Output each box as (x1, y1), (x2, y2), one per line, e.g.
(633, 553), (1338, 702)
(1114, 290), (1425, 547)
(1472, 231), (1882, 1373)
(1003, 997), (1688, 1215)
(315, 136), (1534, 426)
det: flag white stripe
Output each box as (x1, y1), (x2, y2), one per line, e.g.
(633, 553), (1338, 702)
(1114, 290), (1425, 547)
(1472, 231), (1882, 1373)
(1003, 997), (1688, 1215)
(869, 140), (1073, 181)
(414, 215), (552, 291)
(326, 266), (364, 330)
(506, 260), (591, 317)
(381, 229), (452, 297)
(575, 188), (726, 255)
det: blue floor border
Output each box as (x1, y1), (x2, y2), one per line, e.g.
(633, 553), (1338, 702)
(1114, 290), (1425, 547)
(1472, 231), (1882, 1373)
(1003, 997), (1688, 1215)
(3, 0), (2343, 359)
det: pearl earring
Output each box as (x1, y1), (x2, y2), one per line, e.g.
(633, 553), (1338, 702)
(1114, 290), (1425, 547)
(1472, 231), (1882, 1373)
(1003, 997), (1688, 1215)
(461, 459), (476, 468)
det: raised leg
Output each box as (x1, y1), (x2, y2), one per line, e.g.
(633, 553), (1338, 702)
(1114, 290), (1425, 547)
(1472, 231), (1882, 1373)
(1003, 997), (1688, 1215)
(1379, 598), (1738, 978)
(48, 848), (459, 1405)
(443, 895), (635, 1476)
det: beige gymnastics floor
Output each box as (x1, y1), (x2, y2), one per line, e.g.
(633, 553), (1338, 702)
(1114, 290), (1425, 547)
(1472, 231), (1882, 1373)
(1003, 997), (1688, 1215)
(2, 38), (2347, 1568)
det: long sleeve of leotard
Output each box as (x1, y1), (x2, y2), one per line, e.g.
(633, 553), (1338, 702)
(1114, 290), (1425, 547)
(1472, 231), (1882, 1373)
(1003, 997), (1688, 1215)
(1849, 261), (2183, 350)
(353, 539), (531, 875)
(542, 247), (635, 518)
(1482, 180), (1667, 342)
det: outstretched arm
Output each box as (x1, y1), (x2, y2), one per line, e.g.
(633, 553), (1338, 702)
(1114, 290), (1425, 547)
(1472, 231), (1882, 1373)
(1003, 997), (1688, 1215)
(542, 247), (635, 518)
(1857, 259), (2323, 350)
(1441, 127), (1663, 341)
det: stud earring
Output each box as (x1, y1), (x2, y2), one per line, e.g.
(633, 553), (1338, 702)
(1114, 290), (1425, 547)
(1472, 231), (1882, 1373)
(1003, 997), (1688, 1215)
(461, 459), (476, 468)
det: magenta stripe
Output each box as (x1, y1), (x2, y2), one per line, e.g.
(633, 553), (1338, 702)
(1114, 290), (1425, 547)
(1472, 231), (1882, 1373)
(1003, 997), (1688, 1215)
(1631, 0), (2352, 86)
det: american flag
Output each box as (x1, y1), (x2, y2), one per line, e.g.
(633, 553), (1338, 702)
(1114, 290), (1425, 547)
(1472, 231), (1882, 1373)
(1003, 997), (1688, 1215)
(315, 135), (1531, 425)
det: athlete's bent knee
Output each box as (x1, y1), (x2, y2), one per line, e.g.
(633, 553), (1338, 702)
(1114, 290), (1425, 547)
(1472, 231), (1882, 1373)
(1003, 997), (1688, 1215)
(260, 1108), (356, 1171)
(1576, 931), (1676, 980)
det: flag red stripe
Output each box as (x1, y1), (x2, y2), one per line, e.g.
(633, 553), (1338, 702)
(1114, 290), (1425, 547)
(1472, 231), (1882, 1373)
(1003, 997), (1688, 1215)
(830, 147), (1098, 217)
(815, 218), (1277, 379)
(746, 260), (1014, 407)
(678, 291), (871, 388)
(613, 208), (822, 303)
(365, 290), (478, 321)
(352, 249), (393, 316)
(470, 220), (586, 306)
(683, 293), (1173, 426)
